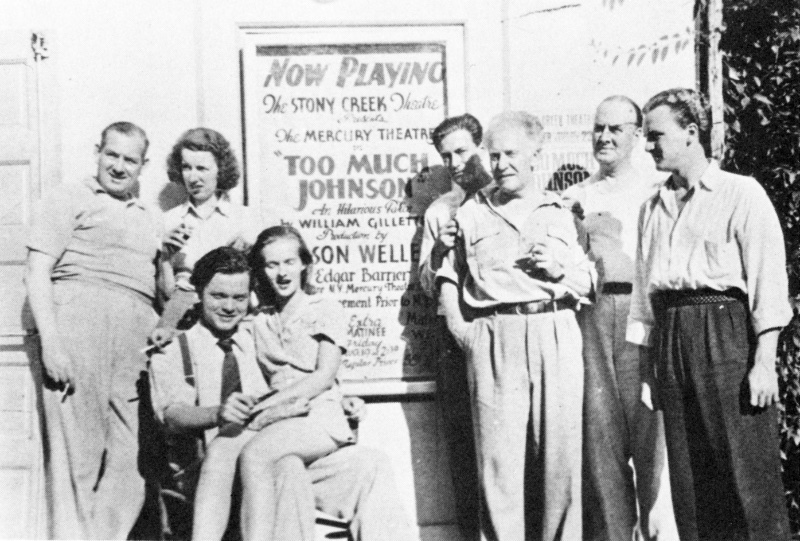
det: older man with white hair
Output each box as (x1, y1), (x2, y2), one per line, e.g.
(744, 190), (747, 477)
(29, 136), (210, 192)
(438, 111), (594, 541)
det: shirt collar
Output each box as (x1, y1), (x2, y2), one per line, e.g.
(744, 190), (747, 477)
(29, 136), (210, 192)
(660, 160), (720, 194)
(697, 160), (722, 191)
(183, 192), (231, 219)
(194, 316), (251, 352)
(84, 176), (144, 208)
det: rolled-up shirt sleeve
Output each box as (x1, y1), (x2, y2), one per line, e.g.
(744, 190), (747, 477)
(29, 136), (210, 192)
(148, 341), (197, 424)
(736, 180), (793, 335)
(435, 231), (465, 288)
(627, 202), (654, 346)
(313, 297), (348, 354)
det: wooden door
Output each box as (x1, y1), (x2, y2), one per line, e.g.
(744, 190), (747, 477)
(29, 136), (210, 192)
(0, 29), (58, 540)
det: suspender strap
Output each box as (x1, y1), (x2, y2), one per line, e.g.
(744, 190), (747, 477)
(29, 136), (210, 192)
(177, 333), (199, 406)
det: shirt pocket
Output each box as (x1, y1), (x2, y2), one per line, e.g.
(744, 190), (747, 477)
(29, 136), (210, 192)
(469, 227), (503, 280)
(702, 239), (739, 280)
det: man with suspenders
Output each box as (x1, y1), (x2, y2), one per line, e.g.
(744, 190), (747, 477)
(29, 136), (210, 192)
(149, 246), (411, 540)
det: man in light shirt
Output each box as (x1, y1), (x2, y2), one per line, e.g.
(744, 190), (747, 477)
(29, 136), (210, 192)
(438, 111), (595, 540)
(25, 122), (161, 539)
(629, 88), (791, 541)
(418, 113), (492, 538)
(149, 246), (412, 541)
(563, 96), (676, 541)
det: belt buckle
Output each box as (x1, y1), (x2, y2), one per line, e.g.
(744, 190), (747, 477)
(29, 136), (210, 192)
(514, 303), (526, 315)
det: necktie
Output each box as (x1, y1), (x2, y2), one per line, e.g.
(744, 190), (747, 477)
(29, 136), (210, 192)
(218, 338), (242, 402)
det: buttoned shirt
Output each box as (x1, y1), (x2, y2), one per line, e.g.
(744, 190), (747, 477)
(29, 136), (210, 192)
(418, 186), (467, 302)
(627, 161), (792, 346)
(149, 319), (269, 441)
(254, 293), (354, 445)
(163, 194), (265, 290)
(438, 186), (594, 308)
(27, 177), (161, 301)
(563, 169), (663, 284)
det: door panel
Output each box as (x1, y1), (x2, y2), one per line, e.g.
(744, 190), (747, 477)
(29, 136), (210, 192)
(0, 29), (50, 540)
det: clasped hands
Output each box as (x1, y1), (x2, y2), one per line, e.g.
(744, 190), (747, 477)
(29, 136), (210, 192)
(218, 392), (368, 431)
(217, 392), (310, 431)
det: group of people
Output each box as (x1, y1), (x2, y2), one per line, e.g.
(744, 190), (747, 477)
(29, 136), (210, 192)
(26, 125), (412, 540)
(25, 85), (791, 541)
(419, 88), (791, 541)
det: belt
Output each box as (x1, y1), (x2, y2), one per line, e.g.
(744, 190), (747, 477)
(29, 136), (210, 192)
(601, 282), (632, 295)
(652, 287), (746, 309)
(478, 297), (578, 316)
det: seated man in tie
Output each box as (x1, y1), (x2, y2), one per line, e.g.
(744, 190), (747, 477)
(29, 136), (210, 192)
(149, 246), (412, 541)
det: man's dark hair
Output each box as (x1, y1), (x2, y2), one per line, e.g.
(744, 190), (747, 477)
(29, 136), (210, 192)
(431, 114), (483, 152)
(190, 246), (250, 293)
(166, 127), (241, 191)
(643, 88), (711, 157)
(99, 121), (149, 158)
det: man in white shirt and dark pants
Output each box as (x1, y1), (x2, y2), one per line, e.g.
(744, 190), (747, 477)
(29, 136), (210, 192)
(629, 88), (791, 541)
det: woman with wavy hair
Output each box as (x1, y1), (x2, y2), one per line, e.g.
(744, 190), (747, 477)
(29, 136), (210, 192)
(157, 127), (264, 333)
(220, 225), (356, 540)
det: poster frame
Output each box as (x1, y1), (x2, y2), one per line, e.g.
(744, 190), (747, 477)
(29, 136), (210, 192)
(239, 24), (466, 396)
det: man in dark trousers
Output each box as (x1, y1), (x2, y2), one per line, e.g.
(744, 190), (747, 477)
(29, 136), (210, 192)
(628, 88), (791, 541)
(419, 113), (492, 539)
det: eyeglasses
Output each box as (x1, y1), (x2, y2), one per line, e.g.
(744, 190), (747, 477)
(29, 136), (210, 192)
(593, 123), (638, 135)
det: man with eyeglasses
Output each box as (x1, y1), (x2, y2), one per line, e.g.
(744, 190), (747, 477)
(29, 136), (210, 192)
(563, 96), (676, 541)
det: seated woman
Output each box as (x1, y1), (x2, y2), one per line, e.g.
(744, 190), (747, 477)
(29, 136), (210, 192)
(157, 127), (264, 332)
(149, 246), (411, 541)
(234, 225), (357, 539)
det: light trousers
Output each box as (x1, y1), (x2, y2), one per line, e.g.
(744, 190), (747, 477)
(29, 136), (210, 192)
(459, 309), (583, 541)
(42, 281), (156, 539)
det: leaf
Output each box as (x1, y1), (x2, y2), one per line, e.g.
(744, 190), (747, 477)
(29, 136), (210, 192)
(753, 93), (773, 105)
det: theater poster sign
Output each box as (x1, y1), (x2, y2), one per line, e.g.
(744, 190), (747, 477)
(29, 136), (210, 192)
(242, 26), (465, 392)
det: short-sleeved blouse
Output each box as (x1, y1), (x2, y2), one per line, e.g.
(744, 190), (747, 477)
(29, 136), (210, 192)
(253, 293), (354, 445)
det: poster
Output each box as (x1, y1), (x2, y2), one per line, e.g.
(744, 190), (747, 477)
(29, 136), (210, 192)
(242, 28), (465, 389)
(534, 111), (596, 192)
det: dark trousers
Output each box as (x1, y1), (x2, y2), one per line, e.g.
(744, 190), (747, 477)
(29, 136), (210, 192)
(653, 297), (789, 541)
(580, 293), (670, 541)
(436, 322), (480, 539)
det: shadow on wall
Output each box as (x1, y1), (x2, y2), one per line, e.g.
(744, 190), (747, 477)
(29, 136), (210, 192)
(398, 164), (452, 382)
(158, 181), (189, 213)
(399, 165), (477, 540)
